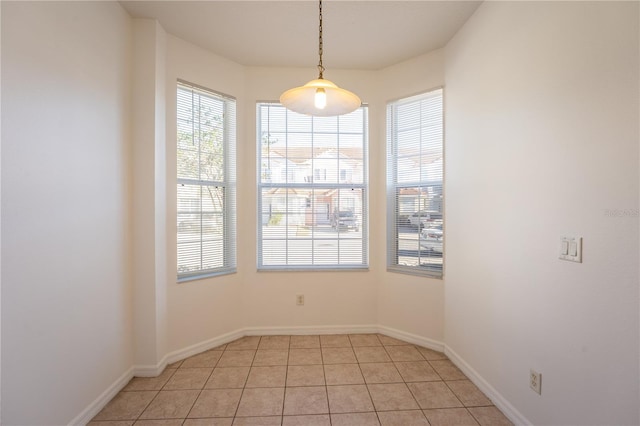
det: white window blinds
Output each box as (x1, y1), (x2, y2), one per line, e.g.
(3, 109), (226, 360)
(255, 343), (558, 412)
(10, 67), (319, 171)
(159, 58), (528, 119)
(257, 103), (368, 270)
(387, 89), (443, 277)
(177, 81), (236, 281)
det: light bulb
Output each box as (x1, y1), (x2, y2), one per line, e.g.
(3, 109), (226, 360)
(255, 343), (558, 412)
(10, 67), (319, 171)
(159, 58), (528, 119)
(315, 88), (327, 109)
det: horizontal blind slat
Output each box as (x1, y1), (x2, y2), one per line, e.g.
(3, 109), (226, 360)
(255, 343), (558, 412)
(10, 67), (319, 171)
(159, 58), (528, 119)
(257, 104), (368, 269)
(387, 88), (444, 277)
(177, 82), (236, 280)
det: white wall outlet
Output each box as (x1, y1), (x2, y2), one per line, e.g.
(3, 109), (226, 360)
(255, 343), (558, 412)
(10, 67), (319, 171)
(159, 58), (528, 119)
(530, 369), (542, 395)
(559, 236), (582, 263)
(296, 294), (304, 306)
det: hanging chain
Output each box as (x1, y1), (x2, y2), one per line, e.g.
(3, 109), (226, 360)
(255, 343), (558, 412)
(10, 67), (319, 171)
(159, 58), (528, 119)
(317, 0), (325, 79)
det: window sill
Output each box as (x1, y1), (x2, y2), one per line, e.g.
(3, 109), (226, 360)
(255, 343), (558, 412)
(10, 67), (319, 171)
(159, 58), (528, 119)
(386, 265), (443, 279)
(257, 266), (369, 273)
(178, 268), (237, 283)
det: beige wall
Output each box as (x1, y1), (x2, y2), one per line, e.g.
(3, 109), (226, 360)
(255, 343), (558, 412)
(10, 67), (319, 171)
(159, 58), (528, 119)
(164, 35), (246, 353)
(444, 2), (639, 424)
(132, 18), (169, 369)
(239, 66), (381, 331)
(161, 40), (443, 339)
(2, 1), (639, 424)
(161, 48), (445, 338)
(377, 50), (446, 344)
(1, 2), (134, 424)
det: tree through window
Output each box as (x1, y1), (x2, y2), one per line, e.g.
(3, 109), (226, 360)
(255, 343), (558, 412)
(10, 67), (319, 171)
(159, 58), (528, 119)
(177, 81), (236, 280)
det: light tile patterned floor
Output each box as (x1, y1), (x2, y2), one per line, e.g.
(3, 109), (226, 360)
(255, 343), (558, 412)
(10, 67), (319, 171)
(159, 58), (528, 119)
(90, 334), (513, 426)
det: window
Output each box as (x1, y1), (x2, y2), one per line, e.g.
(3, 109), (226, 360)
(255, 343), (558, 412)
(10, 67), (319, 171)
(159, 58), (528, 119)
(257, 103), (368, 270)
(387, 89), (443, 277)
(177, 80), (236, 281)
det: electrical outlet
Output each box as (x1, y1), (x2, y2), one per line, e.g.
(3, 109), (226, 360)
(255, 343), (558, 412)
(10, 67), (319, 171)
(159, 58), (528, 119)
(296, 294), (304, 306)
(530, 369), (542, 395)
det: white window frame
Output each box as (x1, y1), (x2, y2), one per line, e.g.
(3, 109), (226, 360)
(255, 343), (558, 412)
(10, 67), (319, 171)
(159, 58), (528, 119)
(257, 103), (369, 270)
(177, 80), (236, 282)
(386, 88), (444, 278)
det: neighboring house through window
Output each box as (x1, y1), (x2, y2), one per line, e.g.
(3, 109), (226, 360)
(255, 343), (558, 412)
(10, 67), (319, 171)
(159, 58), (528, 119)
(257, 103), (368, 269)
(177, 81), (236, 281)
(387, 88), (443, 277)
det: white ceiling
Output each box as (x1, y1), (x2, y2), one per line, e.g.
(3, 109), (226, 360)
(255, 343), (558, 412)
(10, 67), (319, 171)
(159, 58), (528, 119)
(120, 1), (481, 70)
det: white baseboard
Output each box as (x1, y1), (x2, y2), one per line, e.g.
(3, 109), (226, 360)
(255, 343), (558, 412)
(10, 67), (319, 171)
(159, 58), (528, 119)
(132, 353), (170, 378)
(445, 345), (531, 426)
(68, 366), (134, 426)
(244, 324), (378, 336)
(377, 325), (445, 352)
(130, 325), (439, 378)
(165, 328), (245, 365)
(133, 328), (245, 377)
(71, 326), (529, 426)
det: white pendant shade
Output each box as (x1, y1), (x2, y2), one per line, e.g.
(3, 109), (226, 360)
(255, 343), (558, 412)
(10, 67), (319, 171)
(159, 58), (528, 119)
(280, 0), (361, 117)
(280, 78), (361, 117)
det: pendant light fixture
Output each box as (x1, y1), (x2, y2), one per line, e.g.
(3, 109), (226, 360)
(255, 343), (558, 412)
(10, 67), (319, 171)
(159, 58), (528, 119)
(279, 0), (361, 117)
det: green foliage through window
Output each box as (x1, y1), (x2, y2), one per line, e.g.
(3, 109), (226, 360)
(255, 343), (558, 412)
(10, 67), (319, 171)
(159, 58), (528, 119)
(177, 81), (236, 280)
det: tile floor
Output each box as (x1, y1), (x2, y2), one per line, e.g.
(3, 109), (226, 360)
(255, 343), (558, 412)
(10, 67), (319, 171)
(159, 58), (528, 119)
(90, 334), (513, 426)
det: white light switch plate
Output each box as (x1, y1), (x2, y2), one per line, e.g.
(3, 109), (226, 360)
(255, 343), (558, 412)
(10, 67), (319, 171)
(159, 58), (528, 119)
(559, 236), (582, 263)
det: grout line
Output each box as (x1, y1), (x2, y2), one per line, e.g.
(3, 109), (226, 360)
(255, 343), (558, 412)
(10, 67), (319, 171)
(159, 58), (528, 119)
(132, 389), (161, 423)
(466, 406), (483, 426)
(181, 351), (219, 421)
(281, 338), (293, 426)
(321, 346), (331, 424)
(401, 361), (427, 420)
(93, 334), (503, 425)
(358, 337), (382, 425)
(230, 335), (262, 420)
(279, 337), (290, 424)
(427, 358), (447, 382)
